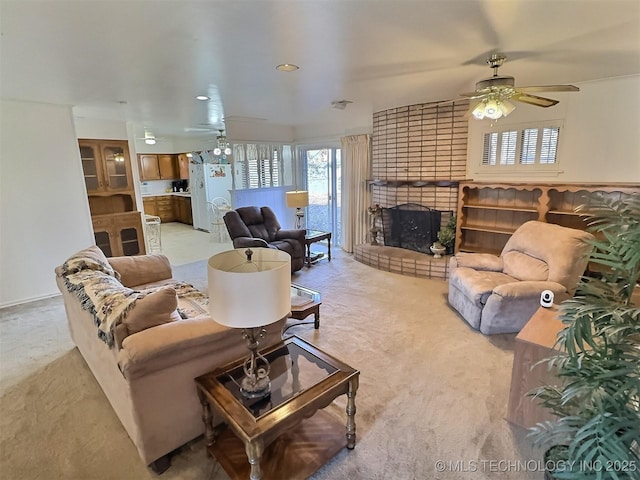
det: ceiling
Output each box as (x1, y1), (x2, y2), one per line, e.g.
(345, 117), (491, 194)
(2, 0), (639, 140)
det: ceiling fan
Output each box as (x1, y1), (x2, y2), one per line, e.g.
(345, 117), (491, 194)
(137, 131), (163, 145)
(459, 53), (579, 120)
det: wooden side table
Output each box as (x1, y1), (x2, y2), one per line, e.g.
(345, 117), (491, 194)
(195, 336), (359, 480)
(304, 230), (332, 267)
(506, 306), (564, 429)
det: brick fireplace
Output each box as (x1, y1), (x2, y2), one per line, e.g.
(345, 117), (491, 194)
(354, 100), (469, 280)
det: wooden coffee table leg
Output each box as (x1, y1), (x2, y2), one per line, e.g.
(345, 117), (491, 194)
(245, 439), (264, 480)
(346, 376), (358, 449)
(197, 389), (216, 448)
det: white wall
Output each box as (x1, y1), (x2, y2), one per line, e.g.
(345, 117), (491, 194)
(466, 75), (640, 182)
(74, 117), (128, 140)
(0, 100), (94, 307)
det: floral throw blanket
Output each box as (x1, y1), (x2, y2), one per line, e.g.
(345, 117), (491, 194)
(60, 248), (208, 347)
(63, 269), (141, 346)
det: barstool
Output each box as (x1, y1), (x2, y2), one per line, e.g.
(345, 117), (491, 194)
(207, 198), (231, 243)
(144, 214), (162, 253)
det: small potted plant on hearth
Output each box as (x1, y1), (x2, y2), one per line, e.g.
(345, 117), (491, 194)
(437, 215), (456, 255)
(528, 194), (640, 480)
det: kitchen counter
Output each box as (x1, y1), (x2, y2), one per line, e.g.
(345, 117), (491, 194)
(142, 192), (191, 198)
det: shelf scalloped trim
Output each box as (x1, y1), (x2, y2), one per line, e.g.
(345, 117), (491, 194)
(369, 179), (460, 188)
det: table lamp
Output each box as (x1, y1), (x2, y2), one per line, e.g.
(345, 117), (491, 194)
(286, 190), (309, 229)
(208, 248), (291, 398)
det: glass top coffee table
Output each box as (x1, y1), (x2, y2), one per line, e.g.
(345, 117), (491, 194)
(195, 336), (359, 480)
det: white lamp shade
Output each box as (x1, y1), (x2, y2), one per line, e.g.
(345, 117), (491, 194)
(208, 248), (291, 329)
(286, 190), (309, 208)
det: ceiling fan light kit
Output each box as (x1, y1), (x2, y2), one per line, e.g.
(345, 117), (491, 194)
(213, 130), (231, 157)
(471, 96), (516, 120)
(462, 53), (579, 120)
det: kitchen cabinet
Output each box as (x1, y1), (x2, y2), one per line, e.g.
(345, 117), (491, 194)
(156, 195), (176, 223)
(142, 195), (192, 225)
(138, 154), (179, 181)
(139, 154), (161, 181)
(92, 212), (146, 257)
(159, 155), (178, 179)
(456, 181), (639, 256)
(142, 197), (158, 216)
(177, 154), (190, 180)
(175, 196), (193, 225)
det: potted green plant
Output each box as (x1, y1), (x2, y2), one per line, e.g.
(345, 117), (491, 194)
(437, 215), (457, 255)
(529, 194), (640, 480)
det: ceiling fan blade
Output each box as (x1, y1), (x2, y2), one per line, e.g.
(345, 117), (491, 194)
(460, 91), (487, 98)
(514, 93), (559, 108)
(517, 85), (580, 93)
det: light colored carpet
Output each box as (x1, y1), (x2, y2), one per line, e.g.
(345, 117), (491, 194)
(0, 250), (544, 479)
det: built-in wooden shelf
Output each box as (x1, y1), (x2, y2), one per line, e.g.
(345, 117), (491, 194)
(456, 181), (639, 255)
(464, 204), (538, 213)
(461, 224), (516, 235)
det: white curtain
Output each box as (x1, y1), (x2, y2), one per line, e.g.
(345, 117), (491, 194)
(340, 134), (371, 252)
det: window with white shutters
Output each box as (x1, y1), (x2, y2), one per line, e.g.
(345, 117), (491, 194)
(234, 143), (285, 189)
(479, 121), (562, 172)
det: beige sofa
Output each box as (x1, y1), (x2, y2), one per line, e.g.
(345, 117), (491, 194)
(55, 246), (286, 473)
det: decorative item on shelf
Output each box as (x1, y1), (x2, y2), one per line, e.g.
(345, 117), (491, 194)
(368, 204), (382, 245)
(437, 215), (456, 255)
(208, 248), (291, 398)
(430, 242), (446, 258)
(528, 194), (640, 480)
(286, 190), (309, 229)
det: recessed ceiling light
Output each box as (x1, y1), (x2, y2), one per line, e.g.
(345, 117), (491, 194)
(195, 95), (210, 101)
(276, 64), (299, 72)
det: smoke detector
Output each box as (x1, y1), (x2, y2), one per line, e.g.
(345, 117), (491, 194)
(331, 100), (353, 110)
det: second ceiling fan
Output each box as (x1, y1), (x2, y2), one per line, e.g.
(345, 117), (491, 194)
(460, 53), (579, 120)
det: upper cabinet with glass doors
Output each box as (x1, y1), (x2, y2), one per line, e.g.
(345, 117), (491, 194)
(79, 139), (133, 193)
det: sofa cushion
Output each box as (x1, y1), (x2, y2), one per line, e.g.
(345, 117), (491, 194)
(60, 245), (117, 278)
(122, 287), (180, 335)
(108, 254), (172, 288)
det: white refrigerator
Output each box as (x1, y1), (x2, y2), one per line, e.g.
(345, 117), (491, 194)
(189, 162), (233, 231)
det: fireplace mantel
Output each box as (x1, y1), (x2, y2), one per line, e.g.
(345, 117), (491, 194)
(368, 179), (460, 188)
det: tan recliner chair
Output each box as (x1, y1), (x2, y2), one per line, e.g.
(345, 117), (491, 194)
(448, 221), (594, 335)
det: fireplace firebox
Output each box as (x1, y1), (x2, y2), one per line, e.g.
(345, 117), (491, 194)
(381, 203), (446, 254)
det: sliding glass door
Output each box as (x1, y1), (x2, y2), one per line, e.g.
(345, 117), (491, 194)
(303, 147), (341, 244)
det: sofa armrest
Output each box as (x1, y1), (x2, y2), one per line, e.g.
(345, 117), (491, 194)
(450, 252), (503, 271)
(108, 254), (172, 288)
(492, 280), (568, 300)
(118, 315), (287, 380)
(232, 237), (269, 248)
(275, 229), (305, 243)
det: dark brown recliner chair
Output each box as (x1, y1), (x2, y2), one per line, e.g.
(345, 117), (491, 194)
(223, 206), (306, 273)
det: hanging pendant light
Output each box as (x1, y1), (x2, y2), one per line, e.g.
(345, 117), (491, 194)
(213, 130), (231, 156)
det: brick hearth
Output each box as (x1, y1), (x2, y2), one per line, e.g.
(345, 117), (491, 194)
(354, 244), (450, 280)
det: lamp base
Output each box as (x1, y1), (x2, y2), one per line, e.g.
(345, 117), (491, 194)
(240, 376), (271, 398)
(240, 327), (272, 399)
(295, 208), (305, 230)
